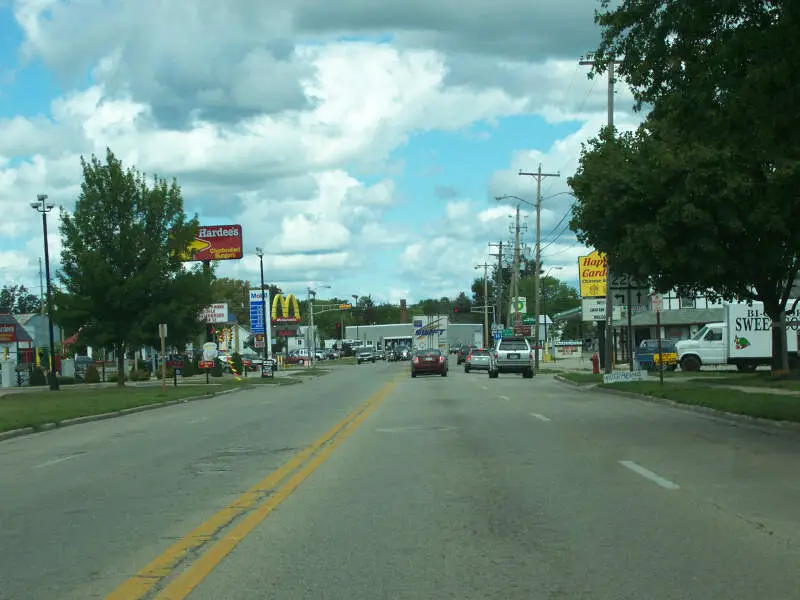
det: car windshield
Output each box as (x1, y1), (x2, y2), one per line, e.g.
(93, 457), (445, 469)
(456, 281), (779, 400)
(417, 349), (441, 357)
(691, 326), (709, 341)
(499, 340), (528, 351)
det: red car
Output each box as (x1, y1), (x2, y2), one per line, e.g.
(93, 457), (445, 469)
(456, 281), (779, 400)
(411, 348), (448, 377)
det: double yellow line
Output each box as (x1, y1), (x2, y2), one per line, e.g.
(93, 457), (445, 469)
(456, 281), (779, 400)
(105, 379), (397, 600)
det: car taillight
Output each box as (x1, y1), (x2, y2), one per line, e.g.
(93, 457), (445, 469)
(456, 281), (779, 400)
(467, 355), (471, 362)
(413, 357), (419, 364)
(439, 356), (445, 363)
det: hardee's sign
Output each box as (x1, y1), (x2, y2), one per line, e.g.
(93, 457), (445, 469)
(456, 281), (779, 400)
(272, 294), (302, 323)
(578, 250), (607, 298)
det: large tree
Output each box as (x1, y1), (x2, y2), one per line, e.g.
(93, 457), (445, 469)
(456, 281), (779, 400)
(55, 149), (214, 385)
(0, 284), (41, 314)
(573, 0), (800, 366)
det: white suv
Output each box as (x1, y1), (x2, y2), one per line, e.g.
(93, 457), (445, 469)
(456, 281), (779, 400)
(488, 336), (534, 379)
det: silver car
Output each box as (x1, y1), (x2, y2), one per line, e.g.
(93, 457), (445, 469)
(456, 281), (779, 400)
(488, 336), (534, 379)
(464, 348), (490, 373)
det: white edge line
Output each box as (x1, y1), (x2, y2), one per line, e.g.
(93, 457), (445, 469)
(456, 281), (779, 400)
(35, 454), (78, 468)
(619, 460), (680, 490)
(499, 395), (510, 401)
(530, 413), (551, 422)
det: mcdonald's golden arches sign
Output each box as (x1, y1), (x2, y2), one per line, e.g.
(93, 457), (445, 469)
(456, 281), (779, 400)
(272, 294), (302, 323)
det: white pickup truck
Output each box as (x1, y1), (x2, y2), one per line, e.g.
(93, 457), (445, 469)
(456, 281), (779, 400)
(675, 301), (799, 372)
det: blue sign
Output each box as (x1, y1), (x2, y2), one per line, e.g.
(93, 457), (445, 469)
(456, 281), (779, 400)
(250, 300), (264, 334)
(493, 331), (502, 340)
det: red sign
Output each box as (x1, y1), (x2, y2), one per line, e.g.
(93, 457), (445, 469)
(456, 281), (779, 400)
(198, 360), (215, 369)
(0, 324), (16, 343)
(276, 329), (296, 337)
(166, 359), (184, 369)
(513, 325), (532, 336)
(182, 225), (243, 262)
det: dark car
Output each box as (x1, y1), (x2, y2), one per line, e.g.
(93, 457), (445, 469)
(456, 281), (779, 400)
(411, 348), (448, 377)
(456, 345), (474, 365)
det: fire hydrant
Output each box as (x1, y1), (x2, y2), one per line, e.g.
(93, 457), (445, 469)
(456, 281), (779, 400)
(591, 352), (600, 374)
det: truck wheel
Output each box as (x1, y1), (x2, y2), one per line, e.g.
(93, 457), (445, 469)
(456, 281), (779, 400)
(681, 355), (701, 372)
(736, 363), (757, 373)
(464, 366), (470, 374)
(523, 368), (534, 378)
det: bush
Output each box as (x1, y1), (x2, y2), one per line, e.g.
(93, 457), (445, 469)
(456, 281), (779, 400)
(211, 361), (224, 378)
(231, 352), (243, 374)
(84, 364), (101, 383)
(58, 376), (77, 385)
(130, 369), (151, 381)
(136, 358), (149, 371)
(108, 372), (128, 383)
(29, 366), (47, 386)
(181, 358), (194, 377)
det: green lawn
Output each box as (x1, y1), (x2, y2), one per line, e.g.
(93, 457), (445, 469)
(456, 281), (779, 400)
(0, 378), (295, 433)
(691, 373), (800, 390)
(600, 382), (800, 423)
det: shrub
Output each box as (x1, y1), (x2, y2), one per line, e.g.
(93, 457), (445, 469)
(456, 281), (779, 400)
(136, 358), (149, 371)
(108, 372), (128, 383)
(58, 376), (76, 385)
(130, 369), (151, 382)
(84, 364), (101, 383)
(211, 361), (223, 377)
(181, 358), (194, 377)
(231, 352), (243, 374)
(29, 366), (47, 386)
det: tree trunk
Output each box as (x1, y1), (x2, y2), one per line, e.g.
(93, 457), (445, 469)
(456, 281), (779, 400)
(116, 343), (126, 387)
(764, 300), (787, 373)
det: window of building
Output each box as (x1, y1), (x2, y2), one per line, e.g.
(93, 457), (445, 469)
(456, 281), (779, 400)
(680, 296), (696, 309)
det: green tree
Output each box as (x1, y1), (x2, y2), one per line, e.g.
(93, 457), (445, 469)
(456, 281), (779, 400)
(576, 0), (800, 367)
(0, 284), (41, 313)
(209, 278), (248, 324)
(54, 148), (214, 386)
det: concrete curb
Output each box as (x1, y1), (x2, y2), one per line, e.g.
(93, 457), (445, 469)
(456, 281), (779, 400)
(0, 380), (298, 444)
(553, 374), (584, 387)
(588, 383), (800, 434)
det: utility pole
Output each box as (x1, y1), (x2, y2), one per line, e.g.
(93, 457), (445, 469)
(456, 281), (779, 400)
(580, 57), (621, 374)
(509, 207), (526, 332)
(475, 262), (490, 347)
(307, 287), (316, 366)
(519, 163), (560, 372)
(488, 241), (503, 330)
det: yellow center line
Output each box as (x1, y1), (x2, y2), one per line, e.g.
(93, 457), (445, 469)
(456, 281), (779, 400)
(154, 380), (396, 599)
(104, 380), (395, 600)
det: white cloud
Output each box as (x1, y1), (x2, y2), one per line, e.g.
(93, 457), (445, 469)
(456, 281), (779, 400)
(3, 0), (648, 302)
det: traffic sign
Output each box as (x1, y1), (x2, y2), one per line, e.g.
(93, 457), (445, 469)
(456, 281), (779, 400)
(493, 331), (502, 341)
(651, 293), (664, 312)
(502, 328), (514, 337)
(339, 304), (352, 309)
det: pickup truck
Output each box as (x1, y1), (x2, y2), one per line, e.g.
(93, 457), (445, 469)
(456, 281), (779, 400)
(488, 336), (534, 379)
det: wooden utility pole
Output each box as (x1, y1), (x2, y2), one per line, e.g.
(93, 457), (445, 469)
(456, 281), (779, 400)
(476, 262), (490, 347)
(488, 241), (504, 328)
(580, 57), (621, 374)
(519, 163), (560, 372)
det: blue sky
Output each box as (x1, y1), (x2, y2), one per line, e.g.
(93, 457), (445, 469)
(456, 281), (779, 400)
(0, 1), (640, 306)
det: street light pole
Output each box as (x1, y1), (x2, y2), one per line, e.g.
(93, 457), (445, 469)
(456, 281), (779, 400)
(255, 248), (269, 362)
(307, 287), (315, 365)
(352, 294), (359, 341)
(31, 194), (59, 391)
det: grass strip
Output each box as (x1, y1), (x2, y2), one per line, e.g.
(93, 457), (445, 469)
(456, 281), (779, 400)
(601, 382), (800, 423)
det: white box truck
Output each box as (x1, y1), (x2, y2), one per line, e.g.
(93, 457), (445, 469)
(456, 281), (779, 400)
(675, 301), (799, 372)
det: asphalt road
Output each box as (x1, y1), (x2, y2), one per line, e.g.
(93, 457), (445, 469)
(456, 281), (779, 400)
(3, 359), (800, 599)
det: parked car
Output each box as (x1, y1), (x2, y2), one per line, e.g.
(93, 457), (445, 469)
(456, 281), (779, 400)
(635, 339), (678, 371)
(488, 336), (534, 378)
(411, 348), (448, 377)
(464, 348), (490, 373)
(356, 349), (376, 364)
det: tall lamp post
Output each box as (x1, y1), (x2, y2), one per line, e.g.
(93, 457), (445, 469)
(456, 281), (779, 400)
(307, 285), (331, 364)
(31, 194), (59, 391)
(255, 248), (269, 362)
(352, 294), (359, 341)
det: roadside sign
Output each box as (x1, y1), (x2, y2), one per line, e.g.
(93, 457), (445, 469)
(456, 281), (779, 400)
(651, 293), (664, 312)
(177, 225), (243, 262)
(493, 331), (502, 341)
(501, 328), (514, 337)
(339, 304), (352, 309)
(198, 360), (214, 369)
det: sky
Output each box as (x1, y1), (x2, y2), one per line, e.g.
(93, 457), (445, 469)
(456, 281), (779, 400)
(0, 0), (645, 305)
